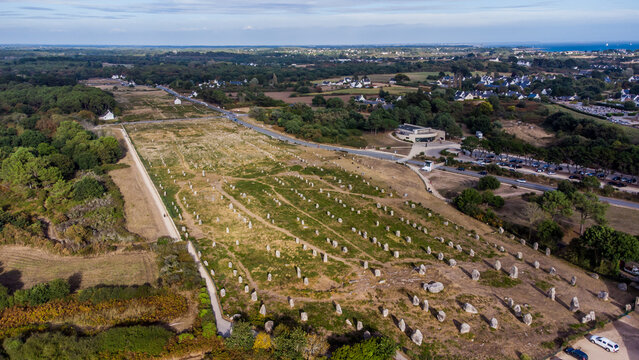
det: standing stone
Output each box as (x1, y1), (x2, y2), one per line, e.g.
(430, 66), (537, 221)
(618, 283), (628, 291)
(264, 320), (274, 333)
(374, 269), (381, 277)
(424, 282), (444, 293)
(471, 269), (480, 281)
(510, 265), (518, 279)
(490, 317), (499, 329)
(545, 247), (551, 256)
(438, 252), (444, 261)
(548, 287), (556, 301)
(228, 261), (233, 268)
(220, 288), (226, 297)
(251, 291), (258, 302)
(494, 260), (502, 271)
(570, 276), (577, 286)
(395, 230), (401, 237)
(275, 250), (281, 258)
(437, 311), (446, 322)
(356, 321), (363, 331)
(422, 300), (429, 312)
(303, 277), (309, 285)
(398, 319), (406, 332)
(549, 267), (557, 276)
(296, 267), (301, 278)
(514, 305), (522, 317)
(382, 308), (389, 317)
(259, 304), (266, 316)
(335, 303), (342, 315)
(626, 304), (632, 312)
(244, 284), (249, 293)
(393, 251), (400, 258)
(533, 260), (540, 269)
(570, 297), (580, 312)
(598, 291), (609, 301)
(322, 254), (328, 263)
(507, 298), (515, 308)
(411, 329), (423, 346)
(517, 252), (523, 260)
(426, 246), (432, 255)
(469, 249), (475, 257)
(448, 259), (457, 267)
(363, 261), (368, 269)
(267, 273), (272, 281)
(533, 242), (539, 251)
(288, 297), (295, 308)
(238, 276), (243, 284)
(300, 312), (308, 322)
(463, 303), (478, 314)
(412, 295), (420, 306)
(498, 227), (504, 234)
(459, 323), (470, 334)
(523, 313), (532, 326)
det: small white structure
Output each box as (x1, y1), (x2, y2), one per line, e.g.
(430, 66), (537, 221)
(421, 160), (434, 172)
(99, 110), (115, 121)
(174, 98), (182, 105)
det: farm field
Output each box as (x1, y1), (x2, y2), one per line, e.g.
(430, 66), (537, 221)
(89, 82), (219, 122)
(0, 245), (157, 291)
(263, 91), (353, 105)
(127, 118), (636, 359)
(308, 85), (415, 96)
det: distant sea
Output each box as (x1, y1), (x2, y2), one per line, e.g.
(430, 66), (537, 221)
(509, 42), (639, 52)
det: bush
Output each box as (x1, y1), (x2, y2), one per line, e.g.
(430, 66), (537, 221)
(77, 284), (159, 304)
(477, 175), (500, 190)
(72, 176), (104, 201)
(331, 337), (397, 360)
(12, 279), (70, 306)
(96, 325), (172, 356)
(226, 321), (254, 350)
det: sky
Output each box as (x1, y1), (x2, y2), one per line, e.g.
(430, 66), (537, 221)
(1, 0), (639, 46)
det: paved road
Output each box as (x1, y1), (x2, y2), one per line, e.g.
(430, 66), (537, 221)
(119, 126), (232, 337)
(157, 86), (639, 211)
(551, 312), (639, 360)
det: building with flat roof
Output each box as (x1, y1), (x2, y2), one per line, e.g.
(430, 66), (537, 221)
(395, 124), (445, 143)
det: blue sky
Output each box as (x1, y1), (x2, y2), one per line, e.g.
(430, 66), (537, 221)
(1, 0), (638, 45)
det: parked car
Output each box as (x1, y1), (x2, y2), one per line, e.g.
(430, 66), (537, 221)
(548, 171), (556, 175)
(479, 171), (487, 175)
(564, 347), (588, 360)
(589, 336), (619, 352)
(516, 179), (527, 183)
(457, 166), (465, 171)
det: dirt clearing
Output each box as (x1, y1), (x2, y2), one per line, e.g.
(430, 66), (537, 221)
(0, 245), (157, 291)
(108, 129), (172, 241)
(502, 120), (556, 147)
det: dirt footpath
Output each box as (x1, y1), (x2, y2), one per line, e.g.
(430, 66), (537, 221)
(551, 312), (639, 360)
(109, 129), (172, 241)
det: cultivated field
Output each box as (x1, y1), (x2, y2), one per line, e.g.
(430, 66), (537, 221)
(88, 81), (218, 122)
(127, 119), (636, 359)
(0, 245), (157, 291)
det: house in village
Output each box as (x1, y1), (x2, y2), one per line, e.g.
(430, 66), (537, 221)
(99, 110), (115, 121)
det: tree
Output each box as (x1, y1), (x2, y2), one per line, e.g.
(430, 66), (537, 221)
(623, 101), (637, 111)
(557, 180), (577, 197)
(577, 225), (639, 273)
(73, 176), (105, 201)
(394, 73), (411, 82)
(477, 176), (500, 190)
(536, 219), (564, 246)
(273, 326), (307, 360)
(580, 176), (600, 191)
(477, 102), (494, 115)
(303, 333), (329, 360)
(226, 321), (254, 350)
(572, 192), (608, 234)
(326, 97), (345, 109)
(453, 188), (482, 216)
(540, 191), (573, 220)
(311, 95), (326, 107)
(331, 337), (397, 360)
(523, 202), (546, 241)
(461, 136), (479, 156)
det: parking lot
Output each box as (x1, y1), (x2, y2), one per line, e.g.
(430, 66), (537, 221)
(551, 312), (639, 360)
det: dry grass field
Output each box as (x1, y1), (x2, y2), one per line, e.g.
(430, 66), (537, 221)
(502, 120), (556, 147)
(0, 245), (157, 291)
(125, 118), (637, 359)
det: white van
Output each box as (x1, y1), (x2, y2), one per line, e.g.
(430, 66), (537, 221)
(589, 335), (619, 352)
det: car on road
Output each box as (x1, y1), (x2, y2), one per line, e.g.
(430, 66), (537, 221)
(589, 336), (619, 352)
(564, 347), (588, 360)
(479, 171), (487, 175)
(457, 166), (465, 171)
(548, 171), (556, 175)
(516, 179), (527, 183)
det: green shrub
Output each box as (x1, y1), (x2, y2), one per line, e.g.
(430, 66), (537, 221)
(72, 176), (104, 201)
(77, 284), (159, 304)
(331, 337), (397, 360)
(226, 321), (254, 350)
(96, 325), (172, 356)
(12, 279), (70, 306)
(477, 175), (500, 190)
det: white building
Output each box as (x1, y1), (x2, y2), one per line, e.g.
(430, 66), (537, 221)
(174, 98), (182, 105)
(99, 110), (115, 121)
